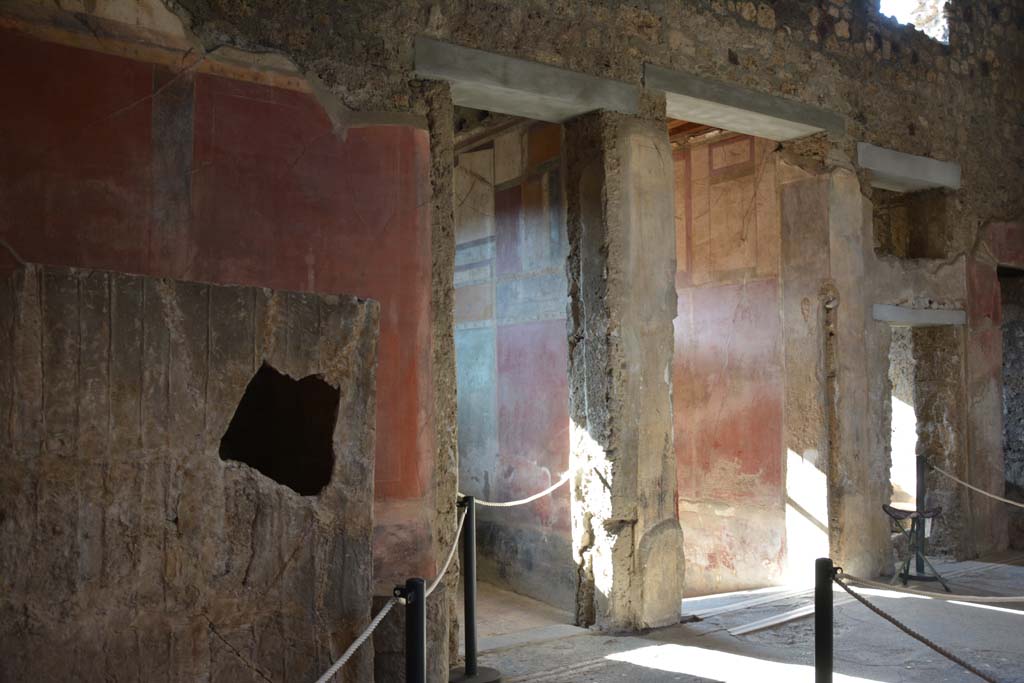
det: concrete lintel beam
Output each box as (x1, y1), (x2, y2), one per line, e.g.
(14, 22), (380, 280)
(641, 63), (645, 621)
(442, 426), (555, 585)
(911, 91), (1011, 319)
(414, 37), (640, 123)
(873, 304), (966, 326)
(857, 143), (961, 192)
(644, 64), (844, 141)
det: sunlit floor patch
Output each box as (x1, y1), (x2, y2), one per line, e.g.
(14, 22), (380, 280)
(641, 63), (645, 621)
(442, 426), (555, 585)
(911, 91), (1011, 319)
(606, 644), (885, 683)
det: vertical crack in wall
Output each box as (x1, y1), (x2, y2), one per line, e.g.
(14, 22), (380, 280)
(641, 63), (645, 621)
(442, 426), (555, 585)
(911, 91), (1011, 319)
(821, 282), (841, 553)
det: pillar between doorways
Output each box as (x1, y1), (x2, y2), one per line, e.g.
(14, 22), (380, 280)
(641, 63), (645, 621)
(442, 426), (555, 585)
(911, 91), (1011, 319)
(564, 93), (685, 632)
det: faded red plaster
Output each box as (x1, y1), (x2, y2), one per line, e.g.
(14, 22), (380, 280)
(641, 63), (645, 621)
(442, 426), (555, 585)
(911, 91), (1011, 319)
(497, 318), (570, 532)
(988, 222), (1024, 268)
(968, 257), (1001, 327)
(0, 30), (154, 271)
(674, 278), (784, 505)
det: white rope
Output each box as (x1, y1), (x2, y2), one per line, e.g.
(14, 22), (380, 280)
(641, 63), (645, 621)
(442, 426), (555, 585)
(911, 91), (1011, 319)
(313, 506), (466, 681)
(461, 468), (575, 508)
(838, 572), (1024, 604)
(313, 597), (397, 683)
(426, 506), (467, 598)
(930, 464), (1024, 510)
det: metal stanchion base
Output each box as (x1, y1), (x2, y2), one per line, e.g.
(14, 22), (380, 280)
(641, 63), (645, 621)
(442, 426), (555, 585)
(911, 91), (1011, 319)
(449, 665), (502, 682)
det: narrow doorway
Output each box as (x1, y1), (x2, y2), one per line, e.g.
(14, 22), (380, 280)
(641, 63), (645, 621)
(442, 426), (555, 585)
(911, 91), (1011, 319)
(888, 327), (918, 512)
(452, 108), (575, 634)
(1001, 266), (1024, 547)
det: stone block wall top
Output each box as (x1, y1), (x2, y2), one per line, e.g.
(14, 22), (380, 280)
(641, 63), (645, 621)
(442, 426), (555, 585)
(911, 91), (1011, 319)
(873, 303), (967, 326)
(415, 37), (640, 123)
(646, 64), (845, 141)
(858, 142), (962, 192)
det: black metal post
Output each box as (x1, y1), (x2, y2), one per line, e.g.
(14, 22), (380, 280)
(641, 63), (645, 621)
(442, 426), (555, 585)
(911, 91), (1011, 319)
(404, 577), (426, 683)
(815, 558), (833, 683)
(463, 496), (478, 675)
(449, 497), (502, 683)
(916, 455), (926, 575)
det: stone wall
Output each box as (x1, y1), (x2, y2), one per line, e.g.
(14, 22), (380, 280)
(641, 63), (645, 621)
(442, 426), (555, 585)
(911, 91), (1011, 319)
(0, 265), (379, 682)
(166, 0), (1023, 627)
(167, 0), (1023, 243)
(913, 325), (969, 557)
(2, 0), (1022, 673)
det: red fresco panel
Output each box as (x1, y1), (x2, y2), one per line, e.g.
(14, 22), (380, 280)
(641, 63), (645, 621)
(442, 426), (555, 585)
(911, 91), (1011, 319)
(496, 319), (570, 531)
(674, 278), (784, 505)
(0, 30), (154, 272)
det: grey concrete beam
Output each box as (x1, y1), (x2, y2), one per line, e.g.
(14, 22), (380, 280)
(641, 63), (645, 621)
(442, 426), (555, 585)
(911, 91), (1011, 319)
(644, 64), (844, 141)
(414, 37), (640, 122)
(857, 143), (961, 192)
(873, 304), (966, 326)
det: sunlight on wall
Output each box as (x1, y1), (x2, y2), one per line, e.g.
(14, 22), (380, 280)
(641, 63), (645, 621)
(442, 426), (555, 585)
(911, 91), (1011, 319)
(784, 449), (829, 584)
(880, 0), (949, 43)
(890, 396), (918, 509)
(570, 419), (615, 600)
(606, 643), (886, 682)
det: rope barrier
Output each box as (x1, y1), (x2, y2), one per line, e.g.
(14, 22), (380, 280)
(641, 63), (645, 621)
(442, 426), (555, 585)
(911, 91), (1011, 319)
(313, 505), (467, 682)
(832, 574), (1001, 683)
(314, 597), (398, 683)
(838, 572), (1024, 604)
(929, 464), (1024, 509)
(317, 456), (577, 681)
(460, 468), (575, 508)
(426, 506), (467, 598)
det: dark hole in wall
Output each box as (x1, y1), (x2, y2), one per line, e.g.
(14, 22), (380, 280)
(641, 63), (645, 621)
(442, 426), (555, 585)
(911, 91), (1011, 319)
(219, 363), (339, 496)
(871, 188), (949, 259)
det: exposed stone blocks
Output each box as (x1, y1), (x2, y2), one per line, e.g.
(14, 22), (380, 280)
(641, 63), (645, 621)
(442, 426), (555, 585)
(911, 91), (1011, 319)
(914, 325), (970, 557)
(0, 265), (379, 682)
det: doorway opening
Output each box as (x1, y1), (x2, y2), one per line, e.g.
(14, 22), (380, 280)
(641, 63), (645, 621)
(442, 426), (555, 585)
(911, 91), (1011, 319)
(888, 326), (918, 512)
(668, 118), (788, 595)
(1000, 266), (1024, 548)
(452, 108), (574, 628)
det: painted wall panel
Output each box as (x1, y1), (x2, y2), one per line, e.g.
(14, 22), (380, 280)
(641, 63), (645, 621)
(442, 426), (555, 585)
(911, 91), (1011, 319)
(672, 134), (786, 595)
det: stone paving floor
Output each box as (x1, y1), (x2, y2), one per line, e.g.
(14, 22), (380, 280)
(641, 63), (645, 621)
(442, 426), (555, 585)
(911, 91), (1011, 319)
(462, 557), (1024, 682)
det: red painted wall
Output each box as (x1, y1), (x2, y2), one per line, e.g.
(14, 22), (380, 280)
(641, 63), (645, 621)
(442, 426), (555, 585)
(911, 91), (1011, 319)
(671, 135), (786, 594)
(675, 279), (784, 503)
(966, 221), (1024, 553)
(0, 30), (434, 507)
